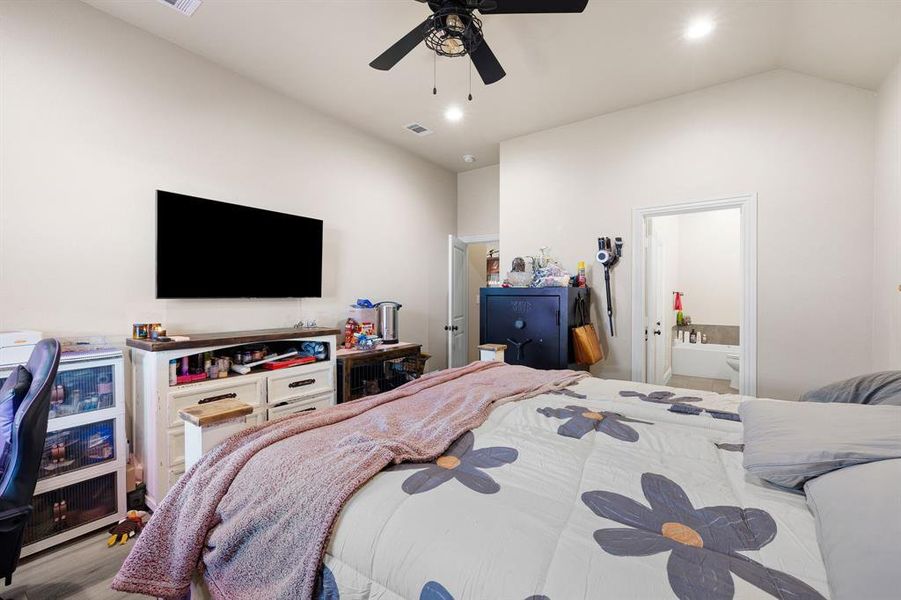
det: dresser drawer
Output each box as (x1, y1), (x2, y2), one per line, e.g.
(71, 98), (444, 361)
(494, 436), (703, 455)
(268, 392), (333, 420)
(267, 364), (332, 405)
(166, 407), (266, 468)
(168, 466), (184, 489)
(166, 380), (262, 428)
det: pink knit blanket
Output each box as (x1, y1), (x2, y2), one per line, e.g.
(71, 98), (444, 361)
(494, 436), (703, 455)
(112, 361), (587, 600)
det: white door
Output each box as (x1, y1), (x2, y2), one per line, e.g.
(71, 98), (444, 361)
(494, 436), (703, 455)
(644, 220), (668, 384)
(651, 227), (668, 384)
(447, 235), (467, 368)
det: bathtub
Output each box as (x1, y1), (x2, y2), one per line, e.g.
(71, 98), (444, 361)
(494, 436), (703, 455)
(671, 340), (738, 380)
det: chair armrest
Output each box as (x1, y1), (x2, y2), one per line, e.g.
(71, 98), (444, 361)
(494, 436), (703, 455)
(0, 505), (32, 533)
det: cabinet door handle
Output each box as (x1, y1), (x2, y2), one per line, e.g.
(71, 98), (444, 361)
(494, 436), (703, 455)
(298, 407), (317, 413)
(288, 378), (316, 388)
(198, 392), (237, 404)
(273, 401), (289, 408)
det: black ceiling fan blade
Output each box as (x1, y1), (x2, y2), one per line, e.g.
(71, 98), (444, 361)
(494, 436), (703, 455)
(478, 0), (588, 14)
(470, 39), (506, 84)
(369, 18), (431, 71)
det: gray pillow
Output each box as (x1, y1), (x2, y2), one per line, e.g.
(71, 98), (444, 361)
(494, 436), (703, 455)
(801, 371), (901, 406)
(740, 398), (901, 488)
(805, 459), (901, 600)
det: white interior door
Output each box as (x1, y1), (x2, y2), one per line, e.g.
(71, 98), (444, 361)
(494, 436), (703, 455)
(644, 220), (668, 384)
(447, 235), (467, 368)
(651, 228), (668, 384)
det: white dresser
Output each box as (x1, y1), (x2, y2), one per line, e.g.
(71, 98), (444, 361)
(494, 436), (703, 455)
(128, 327), (339, 509)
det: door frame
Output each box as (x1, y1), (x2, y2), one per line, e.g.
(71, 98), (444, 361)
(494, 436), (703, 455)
(630, 194), (758, 396)
(447, 234), (500, 368)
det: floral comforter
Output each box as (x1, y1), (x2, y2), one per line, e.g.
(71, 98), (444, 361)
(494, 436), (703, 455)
(317, 377), (829, 600)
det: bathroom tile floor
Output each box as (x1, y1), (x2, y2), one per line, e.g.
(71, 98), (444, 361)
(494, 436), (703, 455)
(668, 374), (736, 394)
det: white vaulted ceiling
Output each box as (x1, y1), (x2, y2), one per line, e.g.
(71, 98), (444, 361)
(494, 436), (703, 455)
(84, 0), (901, 171)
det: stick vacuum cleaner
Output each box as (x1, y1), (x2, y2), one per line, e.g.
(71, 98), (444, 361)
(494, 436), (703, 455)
(596, 236), (623, 336)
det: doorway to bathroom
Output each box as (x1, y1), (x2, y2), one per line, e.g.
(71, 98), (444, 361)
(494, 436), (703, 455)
(447, 234), (500, 368)
(631, 195), (757, 396)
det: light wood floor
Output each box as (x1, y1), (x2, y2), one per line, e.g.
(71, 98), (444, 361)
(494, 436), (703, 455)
(2, 529), (135, 600)
(668, 374), (735, 394)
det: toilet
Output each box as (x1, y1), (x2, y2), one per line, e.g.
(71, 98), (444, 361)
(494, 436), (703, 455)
(725, 353), (740, 390)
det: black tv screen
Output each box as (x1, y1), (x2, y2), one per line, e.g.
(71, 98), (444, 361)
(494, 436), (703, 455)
(156, 191), (322, 298)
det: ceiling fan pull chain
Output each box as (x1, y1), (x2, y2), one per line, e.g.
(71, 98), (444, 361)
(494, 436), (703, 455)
(433, 52), (437, 95)
(468, 56), (473, 101)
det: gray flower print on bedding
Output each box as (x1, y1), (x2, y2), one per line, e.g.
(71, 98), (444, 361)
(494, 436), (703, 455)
(420, 581), (453, 600)
(314, 565), (338, 600)
(389, 431), (517, 495)
(538, 405), (653, 442)
(619, 390), (741, 421)
(715, 442), (744, 452)
(548, 388), (588, 399)
(582, 472), (825, 600)
(421, 581), (549, 600)
(619, 390), (703, 405)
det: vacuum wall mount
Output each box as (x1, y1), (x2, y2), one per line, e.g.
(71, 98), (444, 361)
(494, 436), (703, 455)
(596, 236), (623, 336)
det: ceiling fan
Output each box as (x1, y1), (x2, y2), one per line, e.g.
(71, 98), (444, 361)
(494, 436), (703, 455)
(369, 0), (589, 85)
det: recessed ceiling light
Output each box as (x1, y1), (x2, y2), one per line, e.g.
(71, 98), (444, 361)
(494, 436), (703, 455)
(463, 154), (477, 163)
(444, 106), (464, 122)
(684, 17), (715, 41)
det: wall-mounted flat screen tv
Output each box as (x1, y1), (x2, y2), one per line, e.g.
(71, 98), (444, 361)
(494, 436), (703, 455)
(156, 191), (322, 298)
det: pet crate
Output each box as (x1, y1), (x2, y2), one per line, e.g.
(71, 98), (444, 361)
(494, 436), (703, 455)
(48, 364), (116, 419)
(1, 348), (128, 557)
(23, 471), (119, 546)
(39, 419), (117, 480)
(336, 344), (427, 403)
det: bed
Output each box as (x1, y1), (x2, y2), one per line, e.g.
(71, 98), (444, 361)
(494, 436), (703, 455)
(113, 363), (835, 600)
(318, 378), (828, 600)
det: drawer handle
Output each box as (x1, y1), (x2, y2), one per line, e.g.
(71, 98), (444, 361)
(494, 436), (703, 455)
(272, 402), (317, 412)
(288, 379), (316, 388)
(198, 392), (237, 405)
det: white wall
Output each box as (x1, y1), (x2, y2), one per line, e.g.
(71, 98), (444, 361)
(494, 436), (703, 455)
(873, 58), (901, 370)
(0, 1), (456, 368)
(673, 209), (741, 327)
(501, 70), (875, 400)
(457, 165), (499, 238)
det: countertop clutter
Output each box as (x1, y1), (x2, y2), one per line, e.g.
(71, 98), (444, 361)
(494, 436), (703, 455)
(343, 299), (402, 351)
(125, 326), (339, 352)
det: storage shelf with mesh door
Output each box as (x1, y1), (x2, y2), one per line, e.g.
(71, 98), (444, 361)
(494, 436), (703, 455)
(335, 343), (428, 403)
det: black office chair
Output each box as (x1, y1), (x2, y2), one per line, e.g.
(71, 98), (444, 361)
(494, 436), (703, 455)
(0, 339), (61, 588)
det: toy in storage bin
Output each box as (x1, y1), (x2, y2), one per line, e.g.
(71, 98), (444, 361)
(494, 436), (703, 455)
(348, 306), (378, 328)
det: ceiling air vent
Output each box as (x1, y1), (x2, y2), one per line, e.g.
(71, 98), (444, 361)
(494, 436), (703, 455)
(404, 122), (434, 137)
(157, 0), (202, 16)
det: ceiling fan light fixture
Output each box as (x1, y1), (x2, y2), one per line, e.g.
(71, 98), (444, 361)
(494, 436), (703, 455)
(441, 37), (466, 56)
(425, 7), (483, 57)
(446, 13), (465, 33)
(370, 0), (590, 85)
